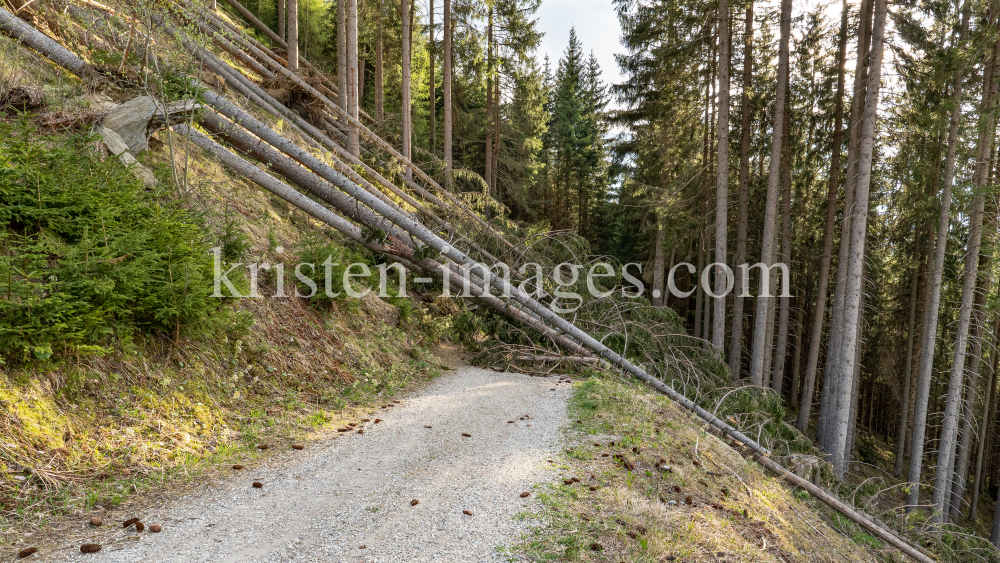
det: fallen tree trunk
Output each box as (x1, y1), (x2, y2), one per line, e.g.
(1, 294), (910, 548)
(0, 6), (91, 77)
(193, 80), (509, 272)
(192, 1), (513, 250)
(753, 452), (935, 563)
(196, 109), (413, 243)
(166, 2), (518, 262)
(515, 356), (599, 363)
(176, 123), (588, 357)
(216, 0), (343, 97)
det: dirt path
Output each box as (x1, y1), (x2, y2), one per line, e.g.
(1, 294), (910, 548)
(50, 366), (573, 562)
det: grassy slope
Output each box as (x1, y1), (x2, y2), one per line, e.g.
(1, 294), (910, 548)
(513, 373), (897, 563)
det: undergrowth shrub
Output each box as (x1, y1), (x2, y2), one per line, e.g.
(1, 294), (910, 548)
(0, 119), (221, 362)
(292, 235), (372, 306)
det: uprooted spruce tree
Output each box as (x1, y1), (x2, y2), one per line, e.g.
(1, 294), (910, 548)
(3, 0), (1000, 561)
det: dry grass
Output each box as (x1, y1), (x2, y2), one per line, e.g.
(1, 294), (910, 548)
(512, 374), (897, 563)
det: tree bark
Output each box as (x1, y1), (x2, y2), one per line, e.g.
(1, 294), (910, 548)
(346, 0), (359, 156)
(703, 219), (713, 345)
(773, 75), (792, 396)
(789, 294), (805, 407)
(443, 0), (452, 189)
(894, 226), (923, 477)
(713, 0), (731, 353)
(401, 0), (412, 181)
(932, 27), (999, 523)
(728, 2), (753, 381)
(819, 0), (874, 450)
(286, 0), (298, 70)
(339, 0), (349, 105)
(652, 220), (665, 307)
(484, 5), (494, 191)
(907, 2), (973, 510)
(797, 0), (847, 434)
(949, 252), (992, 521)
(748, 0), (790, 387)
(828, 0), (887, 478)
(375, 0), (384, 122)
(425, 0), (434, 156)
(277, 0), (284, 41)
(694, 223), (705, 340)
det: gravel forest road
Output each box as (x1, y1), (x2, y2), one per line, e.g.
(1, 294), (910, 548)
(51, 366), (573, 562)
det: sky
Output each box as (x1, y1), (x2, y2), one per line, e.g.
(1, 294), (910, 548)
(534, 0), (626, 89)
(532, 0), (841, 98)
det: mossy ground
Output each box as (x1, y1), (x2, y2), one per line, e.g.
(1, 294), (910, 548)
(510, 373), (895, 563)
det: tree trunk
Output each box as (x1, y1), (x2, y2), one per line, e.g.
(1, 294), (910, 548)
(894, 226), (923, 477)
(797, 0), (847, 434)
(949, 252), (992, 521)
(277, 0), (284, 41)
(443, 0), (452, 189)
(790, 280), (808, 407)
(828, 0), (887, 478)
(932, 28), (999, 523)
(972, 317), (1000, 519)
(484, 5), (494, 191)
(358, 59), (365, 104)
(907, 2), (972, 511)
(429, 0), (436, 155)
(665, 246), (676, 308)
(728, 2), (753, 381)
(652, 221), (665, 307)
(493, 72), (500, 199)
(772, 75), (792, 396)
(761, 289), (776, 387)
(401, 0), (412, 181)
(347, 0), (359, 156)
(845, 261), (868, 471)
(713, 0), (731, 353)
(375, 0), (384, 122)
(286, 0), (298, 70)
(819, 0), (874, 450)
(703, 219), (713, 346)
(747, 0), (790, 387)
(694, 224), (705, 340)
